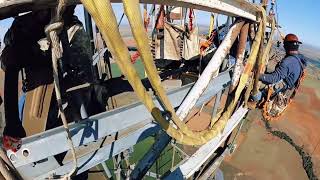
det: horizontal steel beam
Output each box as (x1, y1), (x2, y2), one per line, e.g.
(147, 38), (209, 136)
(177, 20), (244, 121)
(29, 123), (160, 179)
(31, 105), (246, 180)
(9, 71), (231, 176)
(140, 0), (258, 21)
(0, 0), (258, 21)
(164, 106), (248, 179)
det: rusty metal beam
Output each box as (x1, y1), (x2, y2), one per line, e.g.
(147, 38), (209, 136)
(230, 22), (249, 92)
(176, 20), (244, 121)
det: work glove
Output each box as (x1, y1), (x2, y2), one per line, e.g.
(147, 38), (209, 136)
(2, 123), (26, 152)
(3, 123), (26, 139)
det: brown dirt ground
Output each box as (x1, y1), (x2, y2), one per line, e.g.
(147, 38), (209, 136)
(184, 70), (320, 179)
(222, 113), (308, 180)
(269, 74), (320, 177)
(184, 97), (311, 179)
(221, 72), (320, 179)
(185, 92), (229, 132)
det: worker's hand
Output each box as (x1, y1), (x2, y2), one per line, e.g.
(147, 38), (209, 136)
(2, 120), (25, 152)
(3, 123), (26, 139)
(259, 74), (266, 82)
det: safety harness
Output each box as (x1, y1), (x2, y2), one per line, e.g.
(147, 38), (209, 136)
(262, 55), (306, 121)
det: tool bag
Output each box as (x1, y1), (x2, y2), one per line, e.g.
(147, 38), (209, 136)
(182, 25), (200, 60)
(155, 22), (183, 61)
(154, 7), (199, 61)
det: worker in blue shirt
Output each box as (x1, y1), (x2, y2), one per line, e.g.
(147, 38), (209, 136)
(252, 33), (307, 102)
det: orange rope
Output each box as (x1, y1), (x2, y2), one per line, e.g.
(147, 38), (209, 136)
(200, 30), (216, 54)
(262, 86), (277, 121)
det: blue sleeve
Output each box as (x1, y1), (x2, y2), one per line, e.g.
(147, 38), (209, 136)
(259, 61), (289, 84)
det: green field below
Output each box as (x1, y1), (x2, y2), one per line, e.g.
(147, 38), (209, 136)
(111, 59), (146, 79)
(104, 137), (184, 179)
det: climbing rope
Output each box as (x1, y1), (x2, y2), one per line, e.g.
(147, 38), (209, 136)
(80, 0), (205, 145)
(262, 85), (277, 121)
(188, 8), (194, 31)
(208, 13), (215, 37)
(45, 0), (77, 178)
(248, 14), (276, 108)
(250, 8), (268, 100)
(117, 13), (125, 27)
(123, 0), (250, 140)
(80, 0), (266, 145)
(130, 4), (152, 64)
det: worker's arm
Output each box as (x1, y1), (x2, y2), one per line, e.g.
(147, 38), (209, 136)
(259, 60), (289, 85)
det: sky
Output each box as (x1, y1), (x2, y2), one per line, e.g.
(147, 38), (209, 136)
(275, 0), (320, 48)
(0, 1), (319, 48)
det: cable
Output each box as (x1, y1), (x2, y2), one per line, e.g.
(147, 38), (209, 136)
(45, 0), (78, 178)
(118, 13), (125, 27)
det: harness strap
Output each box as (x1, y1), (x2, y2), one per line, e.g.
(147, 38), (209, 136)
(263, 55), (306, 121)
(292, 55), (306, 86)
(290, 55), (306, 98)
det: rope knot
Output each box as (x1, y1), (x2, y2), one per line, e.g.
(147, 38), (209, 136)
(45, 21), (64, 36)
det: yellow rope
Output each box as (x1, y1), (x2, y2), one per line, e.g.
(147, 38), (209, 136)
(252, 14), (276, 97)
(80, 0), (205, 145)
(122, 0), (224, 137)
(208, 13), (215, 36)
(80, 0), (265, 145)
(219, 7), (265, 126)
(245, 7), (276, 108)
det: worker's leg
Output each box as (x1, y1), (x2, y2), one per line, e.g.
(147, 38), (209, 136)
(251, 83), (267, 102)
(3, 68), (26, 138)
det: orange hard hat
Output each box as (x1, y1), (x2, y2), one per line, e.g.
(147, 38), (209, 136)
(284, 34), (302, 44)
